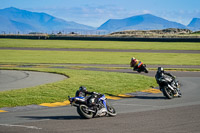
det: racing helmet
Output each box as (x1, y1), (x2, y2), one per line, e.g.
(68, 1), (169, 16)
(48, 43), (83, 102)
(157, 67), (164, 73)
(131, 57), (135, 60)
(79, 86), (87, 92)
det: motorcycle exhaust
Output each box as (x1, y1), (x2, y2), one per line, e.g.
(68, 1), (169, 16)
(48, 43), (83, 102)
(87, 109), (96, 113)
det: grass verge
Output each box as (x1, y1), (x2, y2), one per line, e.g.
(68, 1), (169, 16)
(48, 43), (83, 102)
(0, 39), (200, 50)
(0, 67), (157, 108)
(0, 50), (200, 65)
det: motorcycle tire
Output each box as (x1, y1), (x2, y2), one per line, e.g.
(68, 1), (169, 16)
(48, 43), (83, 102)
(144, 68), (148, 73)
(142, 65), (148, 73)
(77, 104), (94, 119)
(106, 105), (117, 117)
(162, 86), (174, 99)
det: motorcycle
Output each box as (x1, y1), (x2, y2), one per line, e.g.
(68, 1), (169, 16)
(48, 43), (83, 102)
(68, 93), (117, 119)
(156, 75), (181, 99)
(133, 61), (148, 73)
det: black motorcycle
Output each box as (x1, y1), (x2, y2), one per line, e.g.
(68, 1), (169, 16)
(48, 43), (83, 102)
(68, 93), (117, 119)
(156, 75), (181, 99)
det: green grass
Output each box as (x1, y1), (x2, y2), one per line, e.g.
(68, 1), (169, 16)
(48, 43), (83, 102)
(0, 50), (200, 65)
(0, 68), (157, 108)
(0, 39), (200, 50)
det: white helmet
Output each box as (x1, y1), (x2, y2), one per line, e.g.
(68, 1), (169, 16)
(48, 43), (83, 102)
(158, 67), (164, 73)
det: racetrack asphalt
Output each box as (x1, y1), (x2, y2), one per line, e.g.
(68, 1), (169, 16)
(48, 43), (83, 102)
(0, 70), (67, 91)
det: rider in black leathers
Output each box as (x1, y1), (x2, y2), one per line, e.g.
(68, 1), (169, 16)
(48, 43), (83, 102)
(155, 67), (175, 82)
(75, 86), (101, 107)
(155, 67), (181, 96)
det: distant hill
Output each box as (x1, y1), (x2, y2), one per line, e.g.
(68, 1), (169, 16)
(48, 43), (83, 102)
(1, 7), (199, 34)
(187, 18), (200, 31)
(0, 7), (95, 34)
(97, 14), (187, 32)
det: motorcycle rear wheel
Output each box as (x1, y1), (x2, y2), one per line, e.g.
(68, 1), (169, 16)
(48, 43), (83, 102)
(162, 86), (174, 99)
(77, 104), (94, 119)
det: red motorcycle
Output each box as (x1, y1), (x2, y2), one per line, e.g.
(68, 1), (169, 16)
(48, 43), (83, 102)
(130, 59), (148, 73)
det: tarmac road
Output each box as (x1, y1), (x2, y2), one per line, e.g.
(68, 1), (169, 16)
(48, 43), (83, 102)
(0, 69), (200, 133)
(0, 70), (67, 91)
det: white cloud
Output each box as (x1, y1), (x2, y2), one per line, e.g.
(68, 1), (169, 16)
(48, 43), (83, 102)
(142, 10), (151, 14)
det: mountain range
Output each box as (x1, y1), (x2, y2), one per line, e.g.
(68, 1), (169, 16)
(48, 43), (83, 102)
(98, 14), (188, 31)
(0, 7), (200, 34)
(187, 18), (200, 31)
(0, 7), (95, 34)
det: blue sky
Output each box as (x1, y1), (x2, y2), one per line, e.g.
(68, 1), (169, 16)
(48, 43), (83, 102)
(1, 0), (200, 27)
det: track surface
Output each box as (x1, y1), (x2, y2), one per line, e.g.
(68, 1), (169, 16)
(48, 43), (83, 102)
(0, 70), (67, 91)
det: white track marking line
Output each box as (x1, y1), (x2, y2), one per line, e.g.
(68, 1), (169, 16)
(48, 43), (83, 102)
(0, 124), (42, 130)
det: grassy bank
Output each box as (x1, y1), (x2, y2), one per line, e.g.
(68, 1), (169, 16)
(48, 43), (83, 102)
(0, 39), (200, 50)
(0, 68), (157, 108)
(0, 50), (200, 65)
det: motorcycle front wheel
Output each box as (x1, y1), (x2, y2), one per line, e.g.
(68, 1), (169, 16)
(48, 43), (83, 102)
(106, 104), (117, 116)
(162, 86), (174, 99)
(77, 104), (94, 119)
(142, 65), (148, 73)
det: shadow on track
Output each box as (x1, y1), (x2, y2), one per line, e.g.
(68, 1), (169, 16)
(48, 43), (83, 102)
(105, 93), (166, 100)
(21, 115), (81, 120)
(134, 95), (166, 100)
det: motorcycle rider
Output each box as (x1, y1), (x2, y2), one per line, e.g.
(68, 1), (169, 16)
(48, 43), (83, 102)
(155, 67), (181, 96)
(130, 57), (140, 71)
(75, 86), (101, 107)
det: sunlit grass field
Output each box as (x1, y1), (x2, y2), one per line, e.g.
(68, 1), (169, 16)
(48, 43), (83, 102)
(1, 38), (200, 50)
(0, 50), (200, 65)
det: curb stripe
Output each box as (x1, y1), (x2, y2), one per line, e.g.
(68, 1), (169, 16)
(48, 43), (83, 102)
(0, 110), (8, 112)
(106, 96), (122, 100)
(39, 95), (134, 107)
(40, 100), (70, 107)
(106, 94), (135, 100)
(141, 88), (161, 93)
(39, 88), (161, 107)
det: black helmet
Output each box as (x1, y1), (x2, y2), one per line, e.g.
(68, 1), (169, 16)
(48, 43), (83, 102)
(79, 86), (87, 91)
(157, 67), (164, 73)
